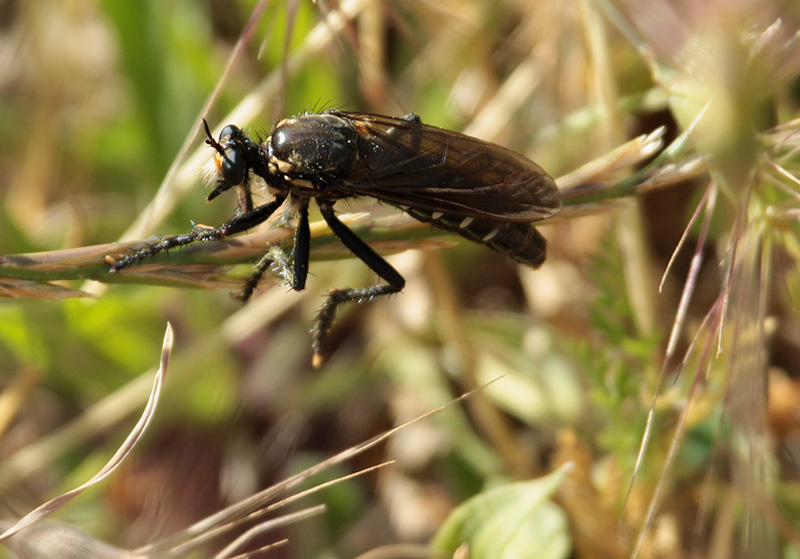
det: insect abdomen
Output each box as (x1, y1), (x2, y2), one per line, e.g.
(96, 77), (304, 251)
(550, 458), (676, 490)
(405, 209), (548, 268)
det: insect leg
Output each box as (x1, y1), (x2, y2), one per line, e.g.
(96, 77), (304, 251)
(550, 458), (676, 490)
(239, 197), (310, 300)
(236, 183), (254, 214)
(312, 284), (399, 367)
(317, 202), (404, 288)
(291, 199), (311, 290)
(311, 201), (406, 366)
(109, 194), (286, 272)
(238, 245), (293, 302)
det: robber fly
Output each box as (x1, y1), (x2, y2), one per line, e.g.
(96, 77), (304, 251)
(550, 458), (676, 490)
(109, 110), (562, 364)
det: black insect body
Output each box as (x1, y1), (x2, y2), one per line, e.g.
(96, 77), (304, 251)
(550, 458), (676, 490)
(109, 110), (562, 364)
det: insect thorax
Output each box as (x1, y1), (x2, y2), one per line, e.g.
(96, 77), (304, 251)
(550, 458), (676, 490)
(269, 114), (360, 177)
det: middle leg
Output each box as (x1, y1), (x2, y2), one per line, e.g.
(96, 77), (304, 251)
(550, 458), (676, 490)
(238, 197), (311, 301)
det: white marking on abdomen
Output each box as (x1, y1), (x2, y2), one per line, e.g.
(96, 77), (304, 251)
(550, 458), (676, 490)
(431, 211), (443, 220)
(459, 217), (474, 229)
(482, 227), (500, 242)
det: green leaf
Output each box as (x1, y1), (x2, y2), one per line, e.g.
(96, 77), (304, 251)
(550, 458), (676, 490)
(432, 465), (572, 559)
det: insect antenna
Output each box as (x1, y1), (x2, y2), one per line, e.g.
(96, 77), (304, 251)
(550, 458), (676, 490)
(202, 118), (224, 155)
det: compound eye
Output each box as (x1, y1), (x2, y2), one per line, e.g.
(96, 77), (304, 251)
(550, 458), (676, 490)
(219, 124), (239, 143)
(221, 148), (245, 186)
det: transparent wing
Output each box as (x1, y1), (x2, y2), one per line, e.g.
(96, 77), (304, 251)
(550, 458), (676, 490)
(334, 111), (562, 222)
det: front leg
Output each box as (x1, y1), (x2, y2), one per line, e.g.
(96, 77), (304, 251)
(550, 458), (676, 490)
(109, 195), (286, 272)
